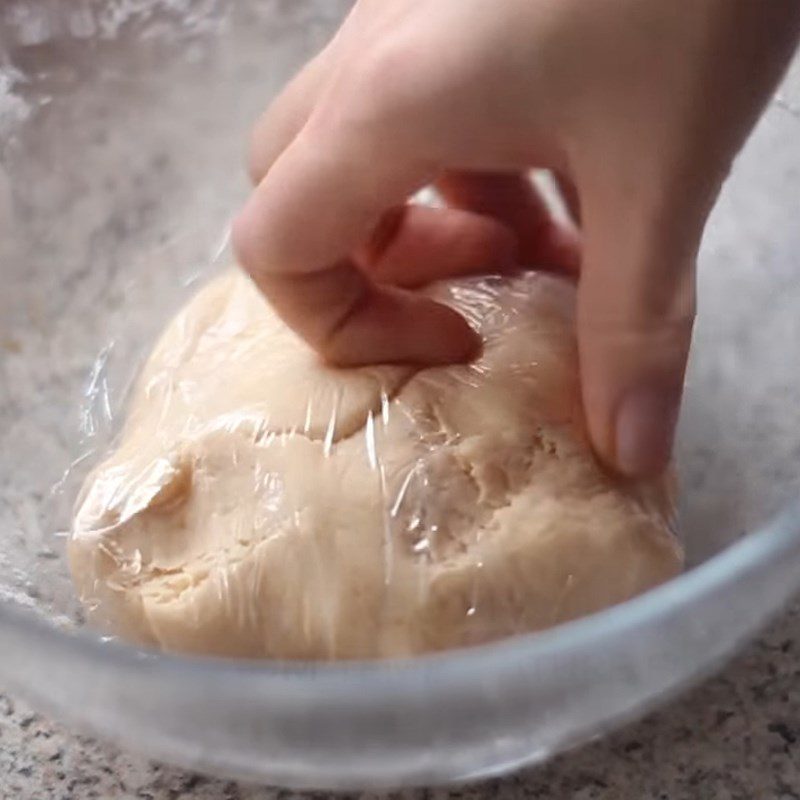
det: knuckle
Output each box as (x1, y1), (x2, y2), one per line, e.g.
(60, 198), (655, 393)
(357, 39), (420, 97)
(580, 258), (697, 340)
(315, 40), (425, 138)
(579, 287), (696, 361)
(581, 308), (695, 344)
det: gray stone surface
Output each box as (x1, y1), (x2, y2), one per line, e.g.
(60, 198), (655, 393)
(2, 599), (799, 799)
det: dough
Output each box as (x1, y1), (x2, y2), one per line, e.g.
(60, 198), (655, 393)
(70, 269), (682, 659)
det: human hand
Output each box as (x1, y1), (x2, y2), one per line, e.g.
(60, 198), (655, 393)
(233, 0), (800, 477)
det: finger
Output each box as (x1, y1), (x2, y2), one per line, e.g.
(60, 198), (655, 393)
(577, 190), (697, 478)
(356, 204), (518, 288)
(247, 51), (330, 184)
(233, 122), (478, 366)
(252, 260), (478, 366)
(435, 170), (581, 274)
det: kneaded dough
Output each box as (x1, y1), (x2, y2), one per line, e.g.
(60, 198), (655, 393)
(70, 269), (682, 659)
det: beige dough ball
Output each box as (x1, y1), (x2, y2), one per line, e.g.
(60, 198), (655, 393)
(70, 269), (682, 660)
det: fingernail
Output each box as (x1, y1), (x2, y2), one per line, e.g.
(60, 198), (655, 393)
(615, 386), (680, 477)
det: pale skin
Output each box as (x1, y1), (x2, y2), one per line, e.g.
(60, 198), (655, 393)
(233, 0), (800, 478)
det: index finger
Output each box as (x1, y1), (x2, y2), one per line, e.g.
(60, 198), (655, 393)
(232, 122), (479, 366)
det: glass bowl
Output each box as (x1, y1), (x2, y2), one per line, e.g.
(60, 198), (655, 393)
(1, 1), (799, 790)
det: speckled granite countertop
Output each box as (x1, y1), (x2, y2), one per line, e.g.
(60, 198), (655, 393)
(2, 600), (798, 799)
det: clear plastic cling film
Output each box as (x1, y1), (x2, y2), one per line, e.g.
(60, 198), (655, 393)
(68, 256), (683, 661)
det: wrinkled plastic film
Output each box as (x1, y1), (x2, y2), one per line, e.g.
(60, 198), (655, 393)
(68, 261), (683, 661)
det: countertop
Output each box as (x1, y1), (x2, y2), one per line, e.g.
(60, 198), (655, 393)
(2, 599), (798, 800)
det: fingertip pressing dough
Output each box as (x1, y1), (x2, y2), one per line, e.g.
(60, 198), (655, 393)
(69, 269), (683, 659)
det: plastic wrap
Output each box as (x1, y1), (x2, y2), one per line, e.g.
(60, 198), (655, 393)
(69, 265), (683, 660)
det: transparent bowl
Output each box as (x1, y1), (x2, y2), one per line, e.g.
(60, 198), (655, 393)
(1, 2), (800, 791)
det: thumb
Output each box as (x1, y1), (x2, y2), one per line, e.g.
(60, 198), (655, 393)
(577, 188), (698, 478)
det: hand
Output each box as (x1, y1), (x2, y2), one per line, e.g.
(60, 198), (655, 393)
(233, 0), (800, 477)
